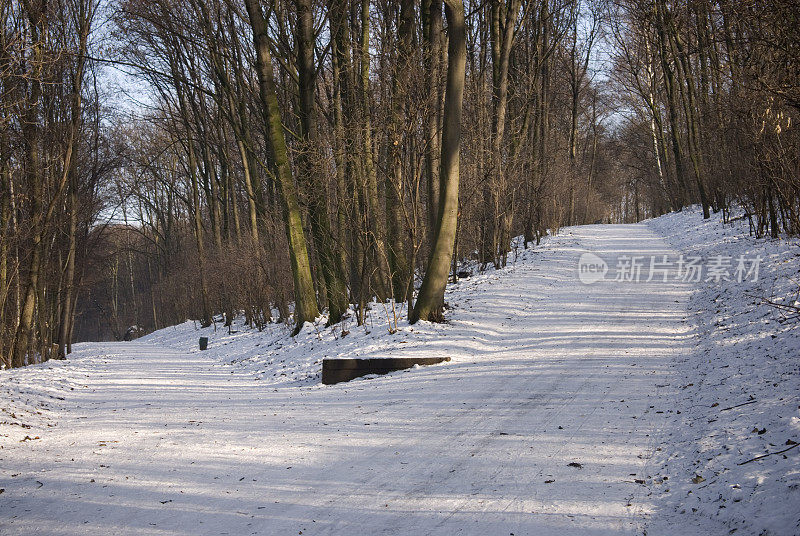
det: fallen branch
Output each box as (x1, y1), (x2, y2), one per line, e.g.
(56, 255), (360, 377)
(737, 443), (799, 466)
(745, 293), (800, 321)
(762, 298), (800, 316)
(720, 400), (757, 411)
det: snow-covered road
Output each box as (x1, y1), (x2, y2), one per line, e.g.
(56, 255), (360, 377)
(1, 224), (695, 535)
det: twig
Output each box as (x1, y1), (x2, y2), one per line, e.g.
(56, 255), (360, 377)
(744, 292), (800, 321)
(762, 298), (800, 315)
(720, 399), (757, 411)
(737, 443), (799, 466)
(380, 299), (398, 334)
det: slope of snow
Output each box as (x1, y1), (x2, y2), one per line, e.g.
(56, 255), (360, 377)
(136, 236), (551, 386)
(1, 211), (797, 536)
(643, 207), (800, 536)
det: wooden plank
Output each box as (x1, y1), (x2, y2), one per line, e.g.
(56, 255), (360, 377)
(321, 357), (451, 384)
(322, 358), (362, 370)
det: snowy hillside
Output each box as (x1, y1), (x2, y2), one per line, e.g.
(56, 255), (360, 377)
(136, 233), (560, 386)
(1, 209), (798, 536)
(644, 208), (800, 535)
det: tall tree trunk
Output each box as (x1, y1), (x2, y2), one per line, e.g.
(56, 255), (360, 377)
(412, 0), (466, 323)
(655, 0), (690, 208)
(423, 0), (443, 243)
(486, 0), (520, 267)
(244, 0), (319, 333)
(664, 2), (710, 219)
(386, 0), (414, 302)
(13, 3), (45, 367)
(359, 0), (391, 301)
(167, 46), (213, 327)
(644, 39), (673, 211)
(226, 8), (264, 241)
(329, 0), (359, 305)
(0, 161), (11, 367)
(533, 0), (551, 244)
(57, 176), (78, 359)
(58, 3), (91, 358)
(296, 0), (348, 324)
(186, 143), (213, 327)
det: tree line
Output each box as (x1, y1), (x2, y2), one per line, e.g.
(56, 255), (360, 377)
(1, 0), (797, 367)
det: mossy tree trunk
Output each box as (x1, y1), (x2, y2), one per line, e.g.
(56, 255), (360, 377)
(244, 0), (319, 333)
(296, 0), (348, 325)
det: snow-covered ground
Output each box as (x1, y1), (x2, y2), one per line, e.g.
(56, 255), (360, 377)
(643, 208), (800, 536)
(1, 210), (798, 535)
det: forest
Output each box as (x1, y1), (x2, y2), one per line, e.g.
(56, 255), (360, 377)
(1, 0), (798, 368)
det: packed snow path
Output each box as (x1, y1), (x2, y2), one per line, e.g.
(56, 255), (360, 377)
(2, 224), (694, 535)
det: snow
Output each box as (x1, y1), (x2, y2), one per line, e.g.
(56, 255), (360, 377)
(1, 210), (798, 535)
(643, 207), (800, 536)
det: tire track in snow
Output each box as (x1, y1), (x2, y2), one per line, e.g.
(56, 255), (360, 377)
(0, 223), (693, 536)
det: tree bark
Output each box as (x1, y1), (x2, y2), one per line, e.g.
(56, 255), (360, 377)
(57, 0), (92, 359)
(386, 0), (414, 303)
(296, 0), (348, 324)
(244, 0), (319, 333)
(13, 2), (45, 367)
(412, 0), (466, 324)
(655, 0), (690, 208)
(423, 0), (444, 242)
(484, 0), (520, 267)
(664, 2), (710, 219)
(359, 0), (391, 302)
